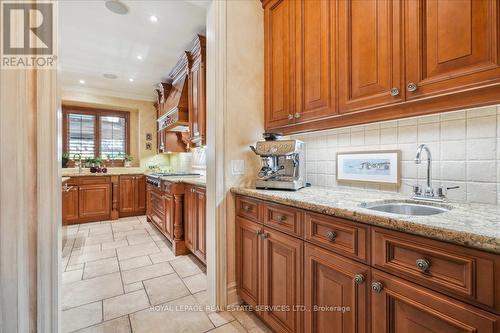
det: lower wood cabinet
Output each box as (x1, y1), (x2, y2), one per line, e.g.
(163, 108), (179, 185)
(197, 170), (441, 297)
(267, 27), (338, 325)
(371, 269), (500, 333)
(78, 183), (111, 222)
(62, 180), (79, 225)
(185, 185), (206, 264)
(119, 175), (146, 217)
(235, 195), (500, 333)
(304, 243), (369, 333)
(147, 185), (165, 232)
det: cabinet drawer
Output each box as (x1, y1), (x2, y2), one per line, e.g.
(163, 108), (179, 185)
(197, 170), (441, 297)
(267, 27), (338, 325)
(263, 202), (303, 238)
(235, 196), (260, 222)
(78, 176), (110, 185)
(372, 227), (500, 312)
(305, 212), (369, 263)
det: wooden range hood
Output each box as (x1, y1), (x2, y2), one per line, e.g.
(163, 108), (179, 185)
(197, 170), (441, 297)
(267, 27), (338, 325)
(157, 52), (190, 133)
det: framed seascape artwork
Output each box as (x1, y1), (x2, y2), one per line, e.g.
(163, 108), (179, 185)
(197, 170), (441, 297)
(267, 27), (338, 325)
(336, 150), (400, 185)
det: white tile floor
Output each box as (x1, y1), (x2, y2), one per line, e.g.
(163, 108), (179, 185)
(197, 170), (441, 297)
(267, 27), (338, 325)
(62, 216), (270, 333)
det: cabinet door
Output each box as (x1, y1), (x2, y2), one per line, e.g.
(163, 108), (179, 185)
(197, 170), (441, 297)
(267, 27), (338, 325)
(79, 184), (111, 221)
(304, 243), (369, 333)
(134, 176), (146, 213)
(119, 176), (135, 214)
(189, 66), (206, 146)
(405, 0), (500, 99)
(146, 185), (152, 219)
(62, 186), (79, 225)
(261, 227), (303, 333)
(194, 186), (206, 264)
(163, 193), (174, 240)
(236, 217), (262, 307)
(338, 0), (403, 113)
(371, 269), (500, 333)
(265, 0), (296, 128)
(295, 0), (336, 121)
(150, 189), (165, 232)
(184, 186), (195, 252)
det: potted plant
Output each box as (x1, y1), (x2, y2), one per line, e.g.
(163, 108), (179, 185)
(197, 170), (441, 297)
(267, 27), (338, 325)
(62, 152), (70, 168)
(124, 154), (133, 167)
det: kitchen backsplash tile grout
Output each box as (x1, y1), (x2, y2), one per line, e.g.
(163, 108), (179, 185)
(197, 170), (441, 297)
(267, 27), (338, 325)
(291, 104), (500, 205)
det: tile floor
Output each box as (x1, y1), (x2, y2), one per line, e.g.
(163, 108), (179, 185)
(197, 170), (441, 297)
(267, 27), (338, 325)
(62, 216), (270, 333)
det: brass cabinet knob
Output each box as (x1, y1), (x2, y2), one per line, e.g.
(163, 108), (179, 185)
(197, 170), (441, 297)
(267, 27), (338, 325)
(371, 281), (384, 293)
(287, 114), (293, 120)
(407, 82), (418, 92)
(259, 232), (269, 239)
(275, 215), (286, 223)
(294, 113), (301, 119)
(243, 205), (250, 212)
(326, 231), (337, 241)
(354, 274), (365, 285)
(256, 230), (262, 236)
(390, 87), (400, 96)
(416, 258), (431, 272)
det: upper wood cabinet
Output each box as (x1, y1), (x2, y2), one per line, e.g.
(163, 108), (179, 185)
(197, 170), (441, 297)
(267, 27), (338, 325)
(188, 35), (206, 146)
(338, 0), (404, 113)
(264, 0), (296, 128)
(263, 0), (500, 134)
(295, 0), (336, 122)
(405, 0), (500, 99)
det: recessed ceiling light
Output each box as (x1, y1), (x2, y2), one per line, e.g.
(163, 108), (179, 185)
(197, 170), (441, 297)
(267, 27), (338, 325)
(129, 78), (134, 82)
(149, 15), (158, 23)
(105, 0), (129, 15)
(79, 79), (85, 84)
(136, 55), (143, 60)
(103, 73), (118, 79)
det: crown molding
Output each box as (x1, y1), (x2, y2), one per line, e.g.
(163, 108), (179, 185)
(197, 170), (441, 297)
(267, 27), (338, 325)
(61, 85), (155, 102)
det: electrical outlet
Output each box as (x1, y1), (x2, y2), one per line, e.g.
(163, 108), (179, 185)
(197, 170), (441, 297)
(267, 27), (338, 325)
(231, 160), (245, 175)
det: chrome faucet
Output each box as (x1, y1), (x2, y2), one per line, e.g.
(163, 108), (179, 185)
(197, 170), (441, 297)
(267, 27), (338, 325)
(73, 153), (82, 174)
(413, 144), (459, 201)
(415, 144), (433, 196)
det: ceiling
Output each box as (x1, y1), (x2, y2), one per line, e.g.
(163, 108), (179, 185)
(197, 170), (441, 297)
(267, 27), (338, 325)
(60, 0), (209, 101)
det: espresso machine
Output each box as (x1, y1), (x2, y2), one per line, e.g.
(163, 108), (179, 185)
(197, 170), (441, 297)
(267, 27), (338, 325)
(250, 133), (306, 190)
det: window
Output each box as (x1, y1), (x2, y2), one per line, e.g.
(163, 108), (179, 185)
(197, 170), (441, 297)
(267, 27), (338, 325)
(63, 106), (130, 163)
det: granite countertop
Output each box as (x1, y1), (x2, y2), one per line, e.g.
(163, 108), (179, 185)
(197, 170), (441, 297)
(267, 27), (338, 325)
(62, 167), (147, 177)
(160, 176), (206, 187)
(231, 186), (500, 254)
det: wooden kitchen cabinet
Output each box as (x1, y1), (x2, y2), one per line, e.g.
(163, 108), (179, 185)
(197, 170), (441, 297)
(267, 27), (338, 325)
(338, 0), (403, 113)
(264, 0), (296, 128)
(188, 35), (206, 146)
(185, 185), (206, 264)
(294, 0), (336, 122)
(261, 227), (303, 333)
(78, 182), (111, 222)
(119, 175), (146, 217)
(62, 180), (79, 225)
(147, 186), (165, 232)
(262, 0), (500, 134)
(236, 217), (262, 307)
(405, 0), (500, 100)
(371, 269), (500, 333)
(304, 243), (370, 333)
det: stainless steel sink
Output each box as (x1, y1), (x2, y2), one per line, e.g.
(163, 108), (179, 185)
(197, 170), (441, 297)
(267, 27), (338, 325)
(361, 201), (451, 216)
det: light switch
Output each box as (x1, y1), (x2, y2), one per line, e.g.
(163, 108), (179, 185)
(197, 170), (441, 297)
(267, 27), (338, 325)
(231, 160), (245, 175)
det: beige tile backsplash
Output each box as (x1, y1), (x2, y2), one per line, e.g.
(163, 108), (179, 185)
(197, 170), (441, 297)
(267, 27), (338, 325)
(291, 105), (500, 205)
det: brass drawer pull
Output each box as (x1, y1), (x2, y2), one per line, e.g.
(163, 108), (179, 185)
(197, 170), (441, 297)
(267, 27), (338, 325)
(326, 231), (337, 241)
(371, 281), (384, 293)
(416, 258), (431, 272)
(390, 87), (400, 96)
(354, 274), (365, 285)
(243, 205), (251, 212)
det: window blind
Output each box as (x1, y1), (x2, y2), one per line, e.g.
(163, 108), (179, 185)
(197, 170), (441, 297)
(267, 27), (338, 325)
(100, 116), (126, 159)
(67, 113), (96, 158)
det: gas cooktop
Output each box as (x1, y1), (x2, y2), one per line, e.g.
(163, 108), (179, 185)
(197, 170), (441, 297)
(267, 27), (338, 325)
(149, 172), (201, 177)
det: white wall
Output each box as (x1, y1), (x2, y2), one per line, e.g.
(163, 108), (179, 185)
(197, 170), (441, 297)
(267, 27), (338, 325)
(292, 104), (500, 205)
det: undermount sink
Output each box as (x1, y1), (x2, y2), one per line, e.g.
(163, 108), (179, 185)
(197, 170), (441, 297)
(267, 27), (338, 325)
(361, 201), (451, 216)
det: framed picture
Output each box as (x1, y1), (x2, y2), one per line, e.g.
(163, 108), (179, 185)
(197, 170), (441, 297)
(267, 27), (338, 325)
(145, 142), (152, 150)
(146, 133), (153, 141)
(336, 150), (400, 185)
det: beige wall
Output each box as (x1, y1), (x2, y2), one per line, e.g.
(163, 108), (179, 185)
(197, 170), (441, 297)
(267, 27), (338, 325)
(224, 0), (265, 305)
(61, 90), (169, 167)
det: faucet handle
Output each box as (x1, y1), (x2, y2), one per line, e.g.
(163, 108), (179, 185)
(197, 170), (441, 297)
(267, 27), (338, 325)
(437, 185), (460, 197)
(412, 185), (422, 196)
